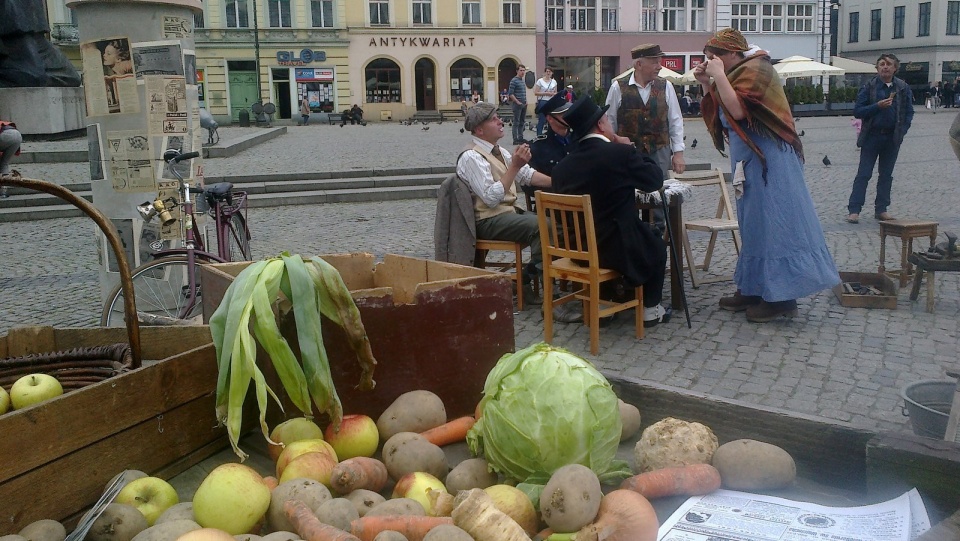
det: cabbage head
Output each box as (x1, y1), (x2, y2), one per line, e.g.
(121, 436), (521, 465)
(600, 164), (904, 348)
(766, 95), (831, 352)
(467, 342), (630, 485)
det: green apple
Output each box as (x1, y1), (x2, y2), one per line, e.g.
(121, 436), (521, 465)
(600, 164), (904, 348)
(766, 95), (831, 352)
(277, 451), (339, 487)
(10, 373), (63, 410)
(324, 414), (379, 460)
(114, 476), (179, 526)
(485, 484), (538, 535)
(267, 417), (324, 462)
(0, 386), (10, 414)
(391, 472), (447, 514)
(192, 463), (271, 535)
(275, 438), (337, 478)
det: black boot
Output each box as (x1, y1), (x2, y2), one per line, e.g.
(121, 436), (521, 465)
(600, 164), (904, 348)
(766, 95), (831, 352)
(746, 300), (798, 323)
(718, 291), (762, 312)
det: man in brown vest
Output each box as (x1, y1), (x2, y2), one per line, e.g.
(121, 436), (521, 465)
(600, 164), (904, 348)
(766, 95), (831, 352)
(456, 103), (552, 298)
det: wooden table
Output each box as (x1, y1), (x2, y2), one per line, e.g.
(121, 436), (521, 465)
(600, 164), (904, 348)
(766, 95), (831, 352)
(878, 219), (939, 288)
(637, 195), (685, 312)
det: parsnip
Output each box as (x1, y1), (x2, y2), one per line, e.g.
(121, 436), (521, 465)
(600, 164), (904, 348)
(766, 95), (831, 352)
(451, 489), (529, 541)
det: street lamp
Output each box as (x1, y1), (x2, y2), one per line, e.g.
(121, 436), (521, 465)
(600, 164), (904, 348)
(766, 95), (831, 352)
(543, 0), (552, 67)
(252, 0), (263, 104)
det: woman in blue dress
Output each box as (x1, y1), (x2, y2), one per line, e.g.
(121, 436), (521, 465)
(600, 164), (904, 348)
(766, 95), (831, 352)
(694, 28), (840, 322)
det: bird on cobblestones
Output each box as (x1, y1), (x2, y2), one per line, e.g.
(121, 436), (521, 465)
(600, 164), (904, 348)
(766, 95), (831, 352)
(800, 130), (805, 136)
(822, 155), (831, 166)
(691, 138), (698, 148)
(421, 121), (428, 126)
(422, 126), (430, 131)
(460, 128), (465, 133)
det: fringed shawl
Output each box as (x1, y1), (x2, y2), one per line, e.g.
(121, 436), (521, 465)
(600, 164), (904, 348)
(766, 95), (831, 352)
(701, 53), (804, 181)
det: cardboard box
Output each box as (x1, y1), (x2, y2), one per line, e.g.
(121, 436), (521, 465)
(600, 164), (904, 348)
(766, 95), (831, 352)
(199, 253), (516, 423)
(833, 271), (898, 309)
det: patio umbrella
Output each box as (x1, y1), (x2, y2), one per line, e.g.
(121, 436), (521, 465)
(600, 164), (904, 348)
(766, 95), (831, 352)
(613, 66), (688, 84)
(830, 56), (878, 74)
(773, 56), (846, 78)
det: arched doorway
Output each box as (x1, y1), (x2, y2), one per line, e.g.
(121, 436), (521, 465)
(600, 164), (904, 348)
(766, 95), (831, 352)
(415, 58), (436, 111)
(498, 58), (519, 100)
(450, 58), (483, 103)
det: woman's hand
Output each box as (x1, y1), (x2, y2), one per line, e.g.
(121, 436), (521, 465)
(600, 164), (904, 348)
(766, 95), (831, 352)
(703, 57), (726, 79)
(693, 63), (712, 87)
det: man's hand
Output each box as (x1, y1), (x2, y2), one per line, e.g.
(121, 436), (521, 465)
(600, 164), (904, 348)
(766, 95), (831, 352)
(511, 144), (532, 167)
(878, 95), (895, 109)
(672, 151), (686, 174)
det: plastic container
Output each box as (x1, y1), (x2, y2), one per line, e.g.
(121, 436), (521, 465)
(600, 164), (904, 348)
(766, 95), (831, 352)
(901, 380), (954, 438)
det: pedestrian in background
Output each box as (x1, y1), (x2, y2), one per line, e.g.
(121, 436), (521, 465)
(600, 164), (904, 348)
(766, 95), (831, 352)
(507, 65), (529, 145)
(696, 28), (839, 323)
(846, 53), (914, 224)
(533, 67), (558, 137)
(300, 96), (311, 126)
(0, 120), (22, 198)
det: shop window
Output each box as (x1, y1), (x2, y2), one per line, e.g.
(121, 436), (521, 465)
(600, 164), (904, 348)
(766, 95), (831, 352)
(849, 11), (859, 42)
(731, 3), (757, 32)
(225, 0), (249, 28)
(786, 4), (813, 32)
(311, 0), (333, 27)
(365, 58), (401, 103)
(601, 0), (617, 31)
(570, 0), (596, 31)
(462, 1), (481, 24)
(761, 4), (782, 32)
(662, 0), (685, 31)
(870, 9), (880, 41)
(413, 0), (432, 24)
(370, 0), (390, 25)
(641, 0), (657, 31)
(893, 5), (904, 39)
(949, 2), (960, 35)
(548, 0), (564, 30)
(268, 0), (292, 28)
(503, 0), (521, 24)
(918, 2), (931, 36)
(450, 58), (483, 102)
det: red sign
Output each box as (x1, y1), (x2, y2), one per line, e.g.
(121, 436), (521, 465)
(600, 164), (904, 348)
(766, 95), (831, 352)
(689, 55), (706, 70)
(661, 56), (684, 71)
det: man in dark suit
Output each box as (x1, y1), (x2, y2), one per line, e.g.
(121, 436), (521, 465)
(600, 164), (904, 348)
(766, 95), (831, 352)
(551, 96), (671, 327)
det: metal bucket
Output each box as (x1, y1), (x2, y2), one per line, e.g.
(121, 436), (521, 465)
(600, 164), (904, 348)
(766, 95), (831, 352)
(901, 380), (954, 439)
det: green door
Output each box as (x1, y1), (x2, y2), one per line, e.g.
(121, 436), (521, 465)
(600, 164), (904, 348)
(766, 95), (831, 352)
(228, 71), (259, 123)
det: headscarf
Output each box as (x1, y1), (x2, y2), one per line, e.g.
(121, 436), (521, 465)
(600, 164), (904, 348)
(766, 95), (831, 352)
(464, 102), (497, 132)
(705, 28), (749, 53)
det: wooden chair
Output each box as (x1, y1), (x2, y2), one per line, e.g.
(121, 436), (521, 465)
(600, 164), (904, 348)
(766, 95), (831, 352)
(475, 240), (537, 310)
(535, 191), (643, 355)
(672, 168), (741, 288)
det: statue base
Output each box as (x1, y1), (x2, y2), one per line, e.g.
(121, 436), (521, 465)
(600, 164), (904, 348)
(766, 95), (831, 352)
(0, 87), (85, 138)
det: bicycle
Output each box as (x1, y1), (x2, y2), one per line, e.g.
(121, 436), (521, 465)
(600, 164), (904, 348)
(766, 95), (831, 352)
(100, 149), (252, 326)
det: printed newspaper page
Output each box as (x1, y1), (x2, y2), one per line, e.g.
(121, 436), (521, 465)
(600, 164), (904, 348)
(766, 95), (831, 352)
(146, 76), (188, 135)
(80, 37), (139, 116)
(105, 130), (154, 193)
(132, 40), (184, 79)
(657, 489), (930, 541)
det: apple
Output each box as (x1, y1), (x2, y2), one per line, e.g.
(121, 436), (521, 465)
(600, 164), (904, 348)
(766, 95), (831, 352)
(267, 418), (324, 462)
(277, 451), (339, 486)
(192, 463), (271, 535)
(484, 484), (539, 535)
(324, 414), (379, 460)
(176, 528), (236, 541)
(10, 373), (63, 410)
(0, 387), (10, 414)
(275, 438), (337, 478)
(114, 476), (179, 526)
(391, 472), (447, 514)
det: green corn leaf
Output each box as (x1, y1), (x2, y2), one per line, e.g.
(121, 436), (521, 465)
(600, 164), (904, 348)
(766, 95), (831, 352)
(225, 303), (255, 461)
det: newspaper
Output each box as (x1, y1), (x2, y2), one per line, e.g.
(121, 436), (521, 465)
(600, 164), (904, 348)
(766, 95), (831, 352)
(657, 488), (930, 541)
(132, 40), (184, 79)
(80, 37), (139, 116)
(105, 130), (154, 192)
(145, 76), (188, 135)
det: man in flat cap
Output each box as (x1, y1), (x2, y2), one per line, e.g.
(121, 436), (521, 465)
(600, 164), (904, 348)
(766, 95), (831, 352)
(456, 102), (552, 300)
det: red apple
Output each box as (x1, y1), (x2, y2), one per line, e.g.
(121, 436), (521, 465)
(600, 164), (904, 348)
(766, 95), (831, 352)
(267, 418), (324, 462)
(278, 451), (339, 487)
(324, 414), (379, 460)
(275, 438), (337, 478)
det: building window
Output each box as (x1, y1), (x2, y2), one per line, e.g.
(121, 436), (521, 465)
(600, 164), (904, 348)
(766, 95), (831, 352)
(462, 1), (481, 24)
(732, 3), (758, 32)
(761, 3), (783, 32)
(570, 0), (597, 31)
(365, 58), (401, 103)
(601, 0), (618, 31)
(786, 4), (813, 32)
(849, 11), (859, 42)
(918, 2), (931, 36)
(195, 11), (205, 28)
(225, 0), (249, 28)
(662, 0), (685, 31)
(892, 5), (904, 38)
(641, 0), (657, 31)
(268, 0), (292, 27)
(870, 9), (880, 40)
(547, 0), (564, 29)
(311, 0), (333, 26)
(949, 1), (960, 35)
(413, 0), (431, 24)
(370, 0), (390, 25)
(450, 58), (483, 102)
(503, 0), (521, 24)
(690, 0), (705, 30)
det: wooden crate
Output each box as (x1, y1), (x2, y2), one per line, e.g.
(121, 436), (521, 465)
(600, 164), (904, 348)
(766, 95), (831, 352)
(0, 326), (219, 534)
(833, 271), (898, 309)
(199, 253), (515, 423)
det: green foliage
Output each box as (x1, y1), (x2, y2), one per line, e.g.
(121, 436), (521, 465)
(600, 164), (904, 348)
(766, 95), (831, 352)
(592, 86), (606, 106)
(815, 84), (824, 104)
(828, 86), (859, 103)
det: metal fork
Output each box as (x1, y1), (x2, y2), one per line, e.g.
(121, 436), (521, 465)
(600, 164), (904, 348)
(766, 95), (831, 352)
(64, 471), (129, 541)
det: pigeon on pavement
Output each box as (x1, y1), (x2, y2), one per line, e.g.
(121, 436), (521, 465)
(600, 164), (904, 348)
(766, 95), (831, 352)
(691, 138), (698, 148)
(822, 155), (831, 166)
(800, 130), (805, 136)
(422, 126), (430, 131)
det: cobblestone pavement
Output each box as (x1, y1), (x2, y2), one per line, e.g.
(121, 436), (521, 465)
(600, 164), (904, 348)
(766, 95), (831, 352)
(6, 111), (960, 435)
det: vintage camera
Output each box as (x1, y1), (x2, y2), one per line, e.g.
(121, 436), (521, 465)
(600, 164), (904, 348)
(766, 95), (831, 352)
(137, 197), (177, 226)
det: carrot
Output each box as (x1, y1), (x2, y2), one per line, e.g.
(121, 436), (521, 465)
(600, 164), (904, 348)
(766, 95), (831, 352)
(284, 500), (361, 541)
(419, 416), (476, 447)
(329, 457), (389, 495)
(263, 475), (279, 491)
(619, 463), (722, 499)
(576, 490), (658, 541)
(349, 515), (453, 541)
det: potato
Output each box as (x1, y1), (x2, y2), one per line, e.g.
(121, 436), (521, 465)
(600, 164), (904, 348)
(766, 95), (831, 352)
(314, 498), (359, 531)
(344, 489), (385, 517)
(372, 533), (408, 541)
(712, 439), (796, 490)
(365, 498), (426, 517)
(259, 532), (299, 541)
(19, 520), (66, 541)
(445, 458), (498, 493)
(376, 390), (446, 441)
(0, 536), (28, 541)
(422, 525), (472, 541)
(267, 478), (332, 533)
(618, 400), (642, 442)
(233, 536), (261, 541)
(130, 520), (200, 541)
(540, 464), (602, 533)
(382, 432), (448, 481)
(155, 503), (194, 525)
(634, 417), (718, 473)
(86, 503), (149, 541)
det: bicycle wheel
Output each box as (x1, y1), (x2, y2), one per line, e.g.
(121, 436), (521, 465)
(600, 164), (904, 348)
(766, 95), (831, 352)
(226, 213), (252, 261)
(100, 255), (209, 327)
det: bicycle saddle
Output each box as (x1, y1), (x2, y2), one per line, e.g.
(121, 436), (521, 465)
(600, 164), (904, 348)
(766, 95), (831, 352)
(202, 182), (234, 199)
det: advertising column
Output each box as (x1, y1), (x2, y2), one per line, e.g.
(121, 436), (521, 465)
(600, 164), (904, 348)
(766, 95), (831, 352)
(67, 0), (204, 320)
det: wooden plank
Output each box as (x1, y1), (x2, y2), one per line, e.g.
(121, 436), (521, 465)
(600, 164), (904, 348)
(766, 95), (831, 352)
(0, 395), (223, 534)
(609, 375), (876, 492)
(4, 325), (57, 357)
(317, 252), (377, 290)
(0, 343), (219, 483)
(52, 326), (212, 360)
(376, 255), (427, 304)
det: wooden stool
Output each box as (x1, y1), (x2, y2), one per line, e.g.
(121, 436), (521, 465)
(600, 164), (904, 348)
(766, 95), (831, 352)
(909, 252), (960, 313)
(878, 219), (938, 287)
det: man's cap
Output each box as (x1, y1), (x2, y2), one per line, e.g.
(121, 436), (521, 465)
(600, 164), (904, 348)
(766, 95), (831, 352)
(631, 43), (665, 59)
(464, 102), (498, 132)
(562, 96), (610, 141)
(540, 93), (571, 116)
(566, 84), (573, 89)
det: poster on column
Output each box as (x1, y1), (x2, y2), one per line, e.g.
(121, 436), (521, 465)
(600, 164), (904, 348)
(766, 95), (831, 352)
(105, 130), (155, 192)
(87, 124), (105, 181)
(80, 37), (139, 116)
(132, 40), (184, 79)
(162, 15), (192, 39)
(146, 76), (188, 135)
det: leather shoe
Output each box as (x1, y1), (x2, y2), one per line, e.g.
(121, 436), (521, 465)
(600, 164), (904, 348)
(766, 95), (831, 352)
(746, 300), (798, 323)
(875, 211), (896, 221)
(718, 291), (762, 312)
(521, 284), (543, 305)
(643, 304), (672, 328)
(846, 213), (859, 223)
(552, 302), (583, 323)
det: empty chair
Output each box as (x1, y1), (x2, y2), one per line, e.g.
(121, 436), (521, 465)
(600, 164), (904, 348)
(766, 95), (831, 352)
(672, 168), (741, 288)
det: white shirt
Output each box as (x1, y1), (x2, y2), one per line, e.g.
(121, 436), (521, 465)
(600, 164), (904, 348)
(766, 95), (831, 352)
(456, 137), (536, 209)
(535, 77), (558, 101)
(605, 73), (685, 153)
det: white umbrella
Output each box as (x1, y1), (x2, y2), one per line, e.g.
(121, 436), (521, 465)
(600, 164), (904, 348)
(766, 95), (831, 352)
(773, 56), (846, 78)
(830, 56), (878, 74)
(613, 66), (688, 84)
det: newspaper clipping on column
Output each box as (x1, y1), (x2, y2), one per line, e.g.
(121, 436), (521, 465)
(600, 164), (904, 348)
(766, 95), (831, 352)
(80, 37), (139, 116)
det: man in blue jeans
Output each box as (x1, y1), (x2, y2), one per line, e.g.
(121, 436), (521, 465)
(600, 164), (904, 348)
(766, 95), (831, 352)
(846, 53), (914, 224)
(507, 64), (528, 145)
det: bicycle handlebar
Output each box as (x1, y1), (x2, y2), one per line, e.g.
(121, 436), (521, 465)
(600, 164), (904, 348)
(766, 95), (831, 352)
(171, 151), (200, 163)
